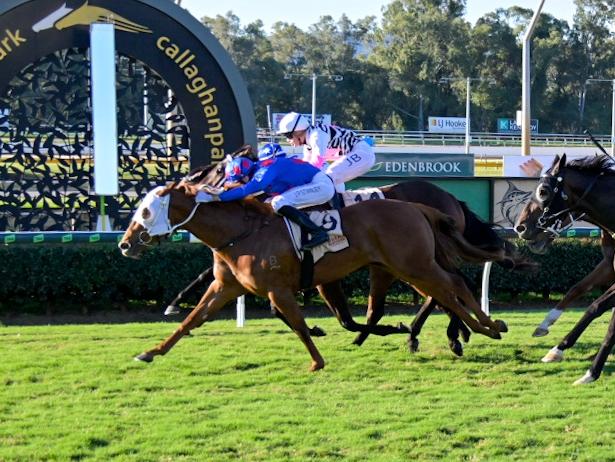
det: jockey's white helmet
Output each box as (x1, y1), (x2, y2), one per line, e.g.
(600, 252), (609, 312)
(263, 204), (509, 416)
(276, 112), (310, 135)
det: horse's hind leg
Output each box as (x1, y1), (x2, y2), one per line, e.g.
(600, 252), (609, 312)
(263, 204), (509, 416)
(353, 266), (396, 346)
(271, 305), (327, 337)
(268, 288), (325, 372)
(402, 265), (501, 339)
(135, 278), (246, 363)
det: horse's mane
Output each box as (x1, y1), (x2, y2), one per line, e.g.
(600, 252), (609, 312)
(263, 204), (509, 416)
(182, 144), (257, 185)
(566, 155), (615, 176)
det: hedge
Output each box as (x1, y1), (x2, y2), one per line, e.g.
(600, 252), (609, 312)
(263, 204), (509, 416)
(0, 239), (605, 315)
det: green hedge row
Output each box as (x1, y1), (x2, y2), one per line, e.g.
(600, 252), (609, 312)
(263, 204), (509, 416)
(0, 239), (606, 315)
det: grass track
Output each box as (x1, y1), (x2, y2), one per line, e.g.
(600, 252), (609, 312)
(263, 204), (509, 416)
(2, 309), (615, 461)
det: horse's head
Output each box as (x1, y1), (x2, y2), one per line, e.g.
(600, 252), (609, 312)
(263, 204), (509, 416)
(515, 154), (572, 254)
(119, 182), (222, 258)
(181, 144), (257, 189)
(118, 186), (172, 258)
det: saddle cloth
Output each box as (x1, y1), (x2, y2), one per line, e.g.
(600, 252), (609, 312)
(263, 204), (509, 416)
(341, 187), (384, 206)
(284, 210), (349, 262)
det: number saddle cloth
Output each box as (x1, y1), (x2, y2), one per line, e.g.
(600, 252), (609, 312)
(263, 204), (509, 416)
(284, 187), (384, 262)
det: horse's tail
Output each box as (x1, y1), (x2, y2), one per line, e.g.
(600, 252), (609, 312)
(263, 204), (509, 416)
(459, 201), (537, 272)
(414, 204), (506, 271)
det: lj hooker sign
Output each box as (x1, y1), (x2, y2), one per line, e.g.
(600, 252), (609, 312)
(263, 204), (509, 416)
(365, 153), (474, 178)
(0, 0), (256, 165)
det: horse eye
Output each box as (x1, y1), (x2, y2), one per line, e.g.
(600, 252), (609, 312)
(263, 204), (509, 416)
(536, 185), (550, 202)
(141, 207), (151, 220)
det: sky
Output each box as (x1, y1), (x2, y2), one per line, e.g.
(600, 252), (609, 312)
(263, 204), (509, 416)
(179, 0), (577, 31)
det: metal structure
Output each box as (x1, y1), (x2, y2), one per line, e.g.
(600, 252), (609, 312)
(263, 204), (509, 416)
(586, 78), (615, 157)
(439, 77), (495, 154)
(284, 72), (343, 124)
(521, 0), (546, 156)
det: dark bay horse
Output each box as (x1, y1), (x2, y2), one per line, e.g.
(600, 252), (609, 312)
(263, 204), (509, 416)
(174, 146), (528, 355)
(119, 184), (508, 371)
(515, 153), (615, 384)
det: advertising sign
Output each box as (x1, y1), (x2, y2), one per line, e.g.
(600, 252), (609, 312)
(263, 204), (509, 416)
(503, 154), (585, 178)
(0, 0), (256, 165)
(272, 113), (331, 132)
(428, 116), (466, 134)
(497, 118), (539, 134)
(365, 153), (474, 177)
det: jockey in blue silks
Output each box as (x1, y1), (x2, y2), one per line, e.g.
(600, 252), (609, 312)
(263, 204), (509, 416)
(209, 143), (335, 250)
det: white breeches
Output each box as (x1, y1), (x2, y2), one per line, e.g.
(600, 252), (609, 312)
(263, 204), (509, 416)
(270, 172), (335, 212)
(325, 140), (375, 192)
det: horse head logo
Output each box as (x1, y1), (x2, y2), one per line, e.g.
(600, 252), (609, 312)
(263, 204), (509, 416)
(33, 2), (151, 34)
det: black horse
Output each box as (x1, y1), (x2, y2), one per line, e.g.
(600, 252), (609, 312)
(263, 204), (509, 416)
(515, 153), (615, 384)
(168, 145), (529, 354)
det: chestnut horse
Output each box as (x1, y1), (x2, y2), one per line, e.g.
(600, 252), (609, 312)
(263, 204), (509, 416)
(119, 183), (507, 371)
(515, 153), (615, 384)
(172, 146), (529, 355)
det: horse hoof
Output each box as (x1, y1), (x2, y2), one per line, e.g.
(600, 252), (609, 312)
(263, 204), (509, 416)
(532, 327), (549, 337)
(495, 319), (508, 333)
(134, 352), (153, 363)
(573, 370), (596, 385)
(541, 347), (564, 363)
(164, 305), (180, 316)
(408, 337), (419, 353)
(309, 360), (325, 372)
(309, 326), (327, 337)
(460, 330), (471, 343)
(449, 340), (464, 357)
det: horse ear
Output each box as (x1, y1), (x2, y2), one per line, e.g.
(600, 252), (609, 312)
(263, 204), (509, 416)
(550, 154), (566, 175)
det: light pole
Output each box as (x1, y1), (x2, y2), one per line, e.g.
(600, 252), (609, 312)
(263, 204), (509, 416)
(521, 0), (546, 155)
(284, 72), (343, 124)
(586, 78), (615, 157)
(439, 76), (495, 154)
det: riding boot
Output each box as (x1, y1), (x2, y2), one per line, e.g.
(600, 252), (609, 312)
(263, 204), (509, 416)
(277, 205), (329, 250)
(329, 192), (344, 210)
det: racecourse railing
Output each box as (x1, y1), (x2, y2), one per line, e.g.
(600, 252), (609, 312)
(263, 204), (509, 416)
(0, 228), (602, 245)
(257, 129), (612, 147)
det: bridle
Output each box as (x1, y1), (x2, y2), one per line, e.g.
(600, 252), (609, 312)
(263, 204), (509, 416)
(534, 169), (603, 238)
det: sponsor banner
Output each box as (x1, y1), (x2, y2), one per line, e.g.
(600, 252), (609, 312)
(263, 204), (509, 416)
(497, 118), (539, 133)
(365, 153), (474, 177)
(493, 178), (595, 229)
(428, 116), (466, 134)
(503, 154), (585, 178)
(0, 0), (256, 166)
(272, 113), (331, 132)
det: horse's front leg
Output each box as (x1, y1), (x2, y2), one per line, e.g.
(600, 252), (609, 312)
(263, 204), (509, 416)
(353, 266), (395, 346)
(269, 288), (325, 372)
(542, 284), (615, 363)
(318, 281), (410, 337)
(135, 278), (246, 362)
(534, 257), (614, 337)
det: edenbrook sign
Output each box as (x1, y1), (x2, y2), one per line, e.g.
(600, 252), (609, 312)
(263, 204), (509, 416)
(365, 153), (474, 177)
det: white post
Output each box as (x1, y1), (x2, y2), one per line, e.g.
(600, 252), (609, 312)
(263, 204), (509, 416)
(311, 73), (317, 125)
(611, 80), (615, 157)
(90, 23), (118, 196)
(481, 262), (493, 316)
(465, 76), (471, 154)
(521, 0), (545, 156)
(236, 295), (245, 327)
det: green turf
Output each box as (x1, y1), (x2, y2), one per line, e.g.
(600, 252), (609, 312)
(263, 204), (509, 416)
(1, 309), (614, 461)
